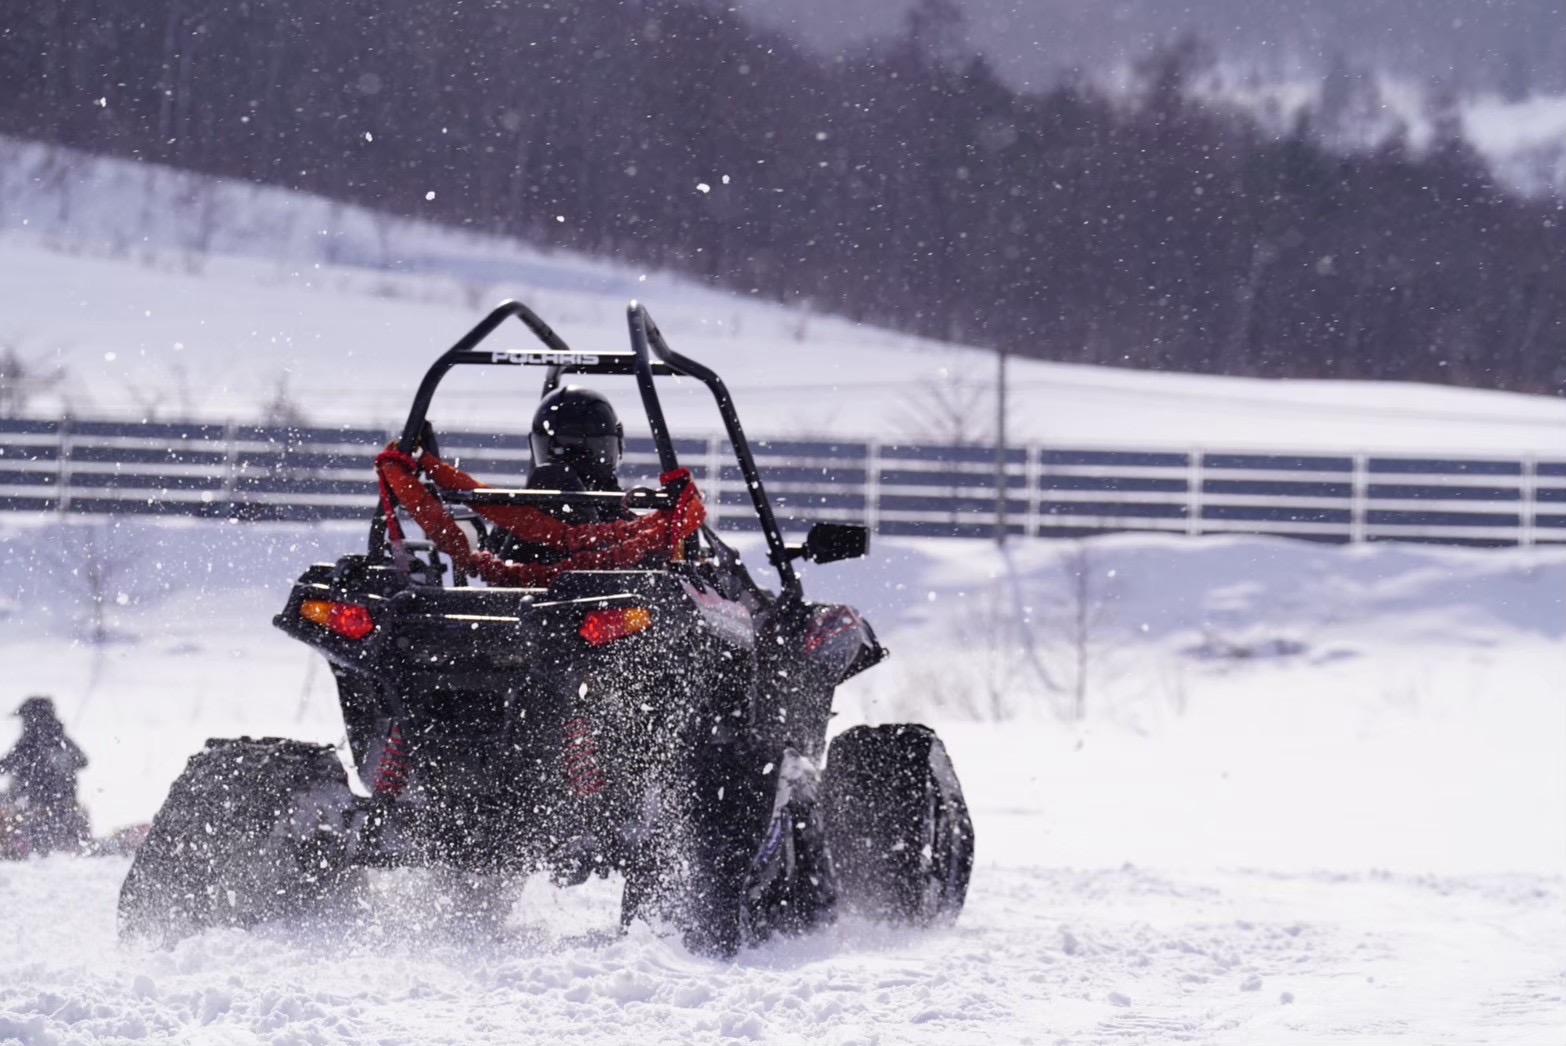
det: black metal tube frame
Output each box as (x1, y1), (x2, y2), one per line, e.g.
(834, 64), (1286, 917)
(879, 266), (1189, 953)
(623, 302), (800, 597)
(383, 298), (801, 597)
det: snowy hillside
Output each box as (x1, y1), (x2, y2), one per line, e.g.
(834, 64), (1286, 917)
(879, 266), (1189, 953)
(3, 138), (1562, 456)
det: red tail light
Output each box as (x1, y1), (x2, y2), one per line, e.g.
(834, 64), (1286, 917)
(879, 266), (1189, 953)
(579, 606), (652, 646)
(300, 599), (375, 640)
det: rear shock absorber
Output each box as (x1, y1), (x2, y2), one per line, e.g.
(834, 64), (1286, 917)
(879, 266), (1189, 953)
(562, 715), (606, 797)
(372, 721), (411, 798)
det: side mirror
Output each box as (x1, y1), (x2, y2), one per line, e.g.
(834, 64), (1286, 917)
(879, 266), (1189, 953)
(800, 522), (869, 564)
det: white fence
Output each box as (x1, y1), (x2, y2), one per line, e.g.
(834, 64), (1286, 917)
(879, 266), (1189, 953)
(2, 418), (1562, 547)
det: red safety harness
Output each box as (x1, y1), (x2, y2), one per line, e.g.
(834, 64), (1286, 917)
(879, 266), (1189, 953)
(373, 443), (704, 587)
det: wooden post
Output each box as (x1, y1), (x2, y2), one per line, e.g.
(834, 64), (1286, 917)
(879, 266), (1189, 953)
(1186, 449), (1202, 536)
(1025, 442), (1041, 539)
(706, 433), (722, 530)
(994, 348), (1008, 546)
(1520, 455), (1535, 548)
(1351, 454), (1367, 544)
(56, 416), (72, 514)
(866, 438), (881, 536)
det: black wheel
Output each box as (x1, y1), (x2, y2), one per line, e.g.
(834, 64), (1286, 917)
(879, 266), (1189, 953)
(665, 734), (769, 958)
(621, 740), (837, 957)
(741, 751), (838, 942)
(822, 724), (974, 925)
(118, 737), (364, 943)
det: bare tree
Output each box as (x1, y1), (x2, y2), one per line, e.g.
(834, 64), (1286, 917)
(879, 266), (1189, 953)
(321, 202), (347, 265)
(371, 209), (399, 268)
(177, 173), (224, 272)
(1044, 542), (1118, 722)
(892, 371), (991, 446)
(997, 542), (1064, 703)
(903, 0), (970, 69)
(32, 519), (180, 705)
(122, 378), (170, 421)
(0, 344), (67, 418)
(27, 520), (137, 707)
(137, 164), (163, 263)
(787, 302), (811, 343)
(891, 370), (996, 530)
(0, 142), (21, 227)
(73, 519), (128, 649)
(170, 362), (201, 417)
(260, 372), (310, 428)
(944, 542), (1116, 722)
(1317, 53), (1386, 150)
(950, 581), (1031, 720)
(36, 146), (77, 228)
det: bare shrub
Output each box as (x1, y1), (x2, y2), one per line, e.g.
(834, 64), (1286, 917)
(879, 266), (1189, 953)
(0, 344), (67, 418)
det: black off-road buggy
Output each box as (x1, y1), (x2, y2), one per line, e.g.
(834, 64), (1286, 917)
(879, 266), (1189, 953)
(119, 301), (974, 956)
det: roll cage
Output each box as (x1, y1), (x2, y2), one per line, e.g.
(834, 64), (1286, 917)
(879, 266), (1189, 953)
(383, 300), (819, 598)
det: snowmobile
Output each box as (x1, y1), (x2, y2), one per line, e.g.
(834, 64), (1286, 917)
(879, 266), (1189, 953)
(118, 301), (974, 956)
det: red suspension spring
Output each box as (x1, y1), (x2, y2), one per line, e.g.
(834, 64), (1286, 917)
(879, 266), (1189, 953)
(372, 721), (411, 798)
(562, 715), (606, 797)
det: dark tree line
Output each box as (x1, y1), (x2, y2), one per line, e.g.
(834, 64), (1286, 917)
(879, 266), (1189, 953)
(3, 0), (1562, 394)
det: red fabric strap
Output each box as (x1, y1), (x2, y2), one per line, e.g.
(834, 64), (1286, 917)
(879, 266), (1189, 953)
(372, 444), (704, 586)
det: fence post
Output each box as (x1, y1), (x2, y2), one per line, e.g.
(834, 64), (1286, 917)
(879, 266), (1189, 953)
(865, 439), (881, 536)
(1520, 455), (1535, 548)
(1025, 443), (1041, 539)
(55, 417), (72, 514)
(706, 433), (722, 530)
(1186, 448), (1202, 536)
(221, 419), (241, 510)
(1351, 454), (1367, 544)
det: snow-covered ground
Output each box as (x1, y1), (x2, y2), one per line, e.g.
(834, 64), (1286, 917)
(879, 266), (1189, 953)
(1, 142), (1563, 1043)
(0, 517), (1562, 1044)
(3, 853), (1559, 1044)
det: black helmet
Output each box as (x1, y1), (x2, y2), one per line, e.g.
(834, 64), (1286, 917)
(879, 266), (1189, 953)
(529, 385), (624, 488)
(16, 695), (57, 723)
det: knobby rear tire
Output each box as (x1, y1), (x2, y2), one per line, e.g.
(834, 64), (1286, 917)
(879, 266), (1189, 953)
(118, 737), (363, 944)
(821, 724), (974, 925)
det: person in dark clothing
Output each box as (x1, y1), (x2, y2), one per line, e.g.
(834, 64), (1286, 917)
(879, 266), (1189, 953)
(485, 385), (633, 563)
(0, 695), (89, 855)
(527, 385), (625, 504)
(375, 389), (703, 586)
